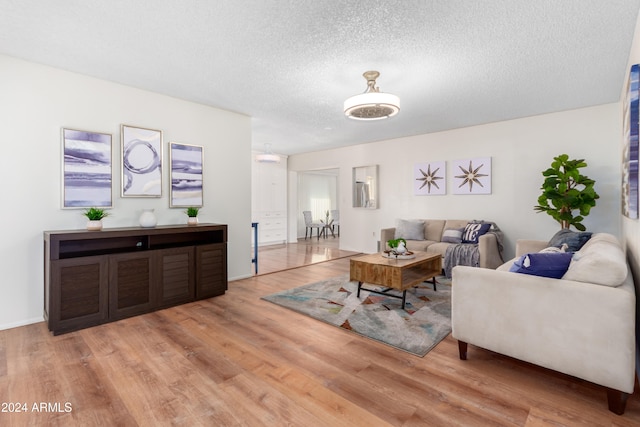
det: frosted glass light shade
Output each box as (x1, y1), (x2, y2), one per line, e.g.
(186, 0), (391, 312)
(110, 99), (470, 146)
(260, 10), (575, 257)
(256, 153), (280, 163)
(344, 91), (400, 120)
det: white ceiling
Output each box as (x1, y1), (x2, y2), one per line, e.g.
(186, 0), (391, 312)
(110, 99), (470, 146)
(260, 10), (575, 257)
(1, 0), (639, 155)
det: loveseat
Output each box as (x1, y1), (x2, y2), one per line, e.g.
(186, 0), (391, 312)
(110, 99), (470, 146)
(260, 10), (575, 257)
(452, 232), (636, 414)
(380, 219), (504, 274)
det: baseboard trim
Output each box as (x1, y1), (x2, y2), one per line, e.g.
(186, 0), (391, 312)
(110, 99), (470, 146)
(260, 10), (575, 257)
(0, 316), (44, 331)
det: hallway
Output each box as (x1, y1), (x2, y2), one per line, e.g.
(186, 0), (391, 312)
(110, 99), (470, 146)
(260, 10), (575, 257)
(254, 237), (360, 275)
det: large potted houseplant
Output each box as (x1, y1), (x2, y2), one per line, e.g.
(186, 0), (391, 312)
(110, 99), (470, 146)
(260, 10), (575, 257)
(82, 207), (109, 231)
(533, 154), (599, 231)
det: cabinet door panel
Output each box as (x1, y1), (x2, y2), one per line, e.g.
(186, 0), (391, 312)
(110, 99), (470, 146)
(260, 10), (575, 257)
(109, 252), (155, 320)
(157, 246), (195, 308)
(49, 256), (108, 335)
(196, 243), (227, 299)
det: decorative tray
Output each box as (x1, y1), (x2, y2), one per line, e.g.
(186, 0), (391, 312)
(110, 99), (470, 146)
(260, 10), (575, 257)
(382, 251), (416, 259)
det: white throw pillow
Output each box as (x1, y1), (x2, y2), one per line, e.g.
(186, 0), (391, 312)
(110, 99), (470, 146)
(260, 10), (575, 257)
(394, 219), (425, 241)
(562, 241), (627, 287)
(539, 244), (568, 253)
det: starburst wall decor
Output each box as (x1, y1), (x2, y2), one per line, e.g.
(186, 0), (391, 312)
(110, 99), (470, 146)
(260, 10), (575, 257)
(414, 162), (446, 195)
(452, 157), (492, 195)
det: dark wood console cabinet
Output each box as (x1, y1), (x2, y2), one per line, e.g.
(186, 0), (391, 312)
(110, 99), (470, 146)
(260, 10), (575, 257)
(44, 224), (227, 335)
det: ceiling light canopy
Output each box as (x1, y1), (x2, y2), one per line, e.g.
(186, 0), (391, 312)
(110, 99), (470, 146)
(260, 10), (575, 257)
(344, 70), (400, 121)
(255, 143), (281, 163)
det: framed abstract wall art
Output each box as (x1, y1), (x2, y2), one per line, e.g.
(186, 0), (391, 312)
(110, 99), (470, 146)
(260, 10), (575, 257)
(61, 128), (112, 208)
(452, 157), (492, 195)
(414, 161), (445, 195)
(169, 142), (203, 208)
(622, 64), (639, 219)
(121, 124), (163, 197)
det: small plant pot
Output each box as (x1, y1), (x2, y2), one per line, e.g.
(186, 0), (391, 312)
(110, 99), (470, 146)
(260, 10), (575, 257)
(86, 220), (103, 231)
(187, 217), (198, 226)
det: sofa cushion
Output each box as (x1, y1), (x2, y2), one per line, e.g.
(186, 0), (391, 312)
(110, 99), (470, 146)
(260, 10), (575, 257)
(497, 257), (516, 271)
(405, 240), (438, 252)
(394, 219), (425, 240)
(562, 240), (627, 287)
(509, 252), (573, 279)
(462, 222), (491, 244)
(442, 219), (469, 230)
(548, 229), (592, 252)
(578, 232), (620, 251)
(426, 241), (455, 258)
(425, 220), (447, 241)
(442, 228), (464, 243)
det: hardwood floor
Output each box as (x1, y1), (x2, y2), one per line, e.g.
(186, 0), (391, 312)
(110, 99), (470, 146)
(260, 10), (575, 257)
(1, 253), (639, 426)
(254, 237), (359, 275)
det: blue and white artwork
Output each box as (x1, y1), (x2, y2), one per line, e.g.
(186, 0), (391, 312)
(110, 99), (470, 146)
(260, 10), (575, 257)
(121, 125), (163, 197)
(62, 128), (112, 208)
(622, 64), (639, 219)
(170, 142), (203, 207)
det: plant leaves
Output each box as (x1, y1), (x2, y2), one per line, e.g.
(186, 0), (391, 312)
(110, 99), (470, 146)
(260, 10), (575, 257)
(534, 154), (599, 231)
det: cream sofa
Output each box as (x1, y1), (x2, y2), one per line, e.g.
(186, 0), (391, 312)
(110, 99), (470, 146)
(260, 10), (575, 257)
(380, 219), (504, 270)
(452, 233), (636, 414)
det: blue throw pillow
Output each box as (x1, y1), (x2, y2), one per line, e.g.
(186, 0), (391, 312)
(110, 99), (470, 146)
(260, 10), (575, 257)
(442, 228), (464, 243)
(509, 252), (573, 279)
(548, 229), (592, 252)
(461, 222), (491, 244)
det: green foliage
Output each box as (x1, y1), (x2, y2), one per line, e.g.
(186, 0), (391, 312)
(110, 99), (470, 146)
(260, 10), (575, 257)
(82, 207), (109, 221)
(185, 207), (200, 217)
(533, 154), (599, 231)
(387, 238), (407, 249)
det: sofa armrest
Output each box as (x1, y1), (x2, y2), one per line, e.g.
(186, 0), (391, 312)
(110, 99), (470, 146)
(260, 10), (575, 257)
(478, 233), (503, 269)
(451, 265), (636, 393)
(380, 227), (396, 250)
(515, 239), (548, 256)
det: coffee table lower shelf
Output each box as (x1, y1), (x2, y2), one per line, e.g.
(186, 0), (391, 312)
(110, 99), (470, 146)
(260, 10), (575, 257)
(355, 277), (437, 309)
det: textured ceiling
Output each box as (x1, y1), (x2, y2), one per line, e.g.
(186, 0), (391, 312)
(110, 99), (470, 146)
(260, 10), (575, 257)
(1, 0), (639, 155)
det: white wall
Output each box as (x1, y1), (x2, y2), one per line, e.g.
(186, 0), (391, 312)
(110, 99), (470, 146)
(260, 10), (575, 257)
(289, 104), (621, 260)
(0, 55), (253, 330)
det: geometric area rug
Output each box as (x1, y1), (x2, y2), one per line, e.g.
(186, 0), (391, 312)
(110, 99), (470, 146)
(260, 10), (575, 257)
(261, 274), (451, 357)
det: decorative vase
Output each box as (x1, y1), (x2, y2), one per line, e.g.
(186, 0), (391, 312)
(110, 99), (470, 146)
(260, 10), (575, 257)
(86, 220), (103, 231)
(187, 217), (198, 226)
(395, 241), (407, 254)
(139, 209), (157, 228)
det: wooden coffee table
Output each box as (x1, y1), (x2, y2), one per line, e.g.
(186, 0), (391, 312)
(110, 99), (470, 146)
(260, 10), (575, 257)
(349, 251), (442, 309)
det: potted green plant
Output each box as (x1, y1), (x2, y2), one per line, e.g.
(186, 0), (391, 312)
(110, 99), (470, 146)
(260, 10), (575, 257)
(533, 154), (600, 231)
(185, 207), (200, 225)
(82, 207), (109, 231)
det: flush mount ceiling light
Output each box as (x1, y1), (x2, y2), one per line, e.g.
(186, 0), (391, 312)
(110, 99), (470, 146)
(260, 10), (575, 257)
(344, 70), (400, 121)
(255, 143), (280, 163)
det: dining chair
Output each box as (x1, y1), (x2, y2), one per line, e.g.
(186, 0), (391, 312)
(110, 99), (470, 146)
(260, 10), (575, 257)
(302, 211), (322, 240)
(330, 209), (340, 236)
